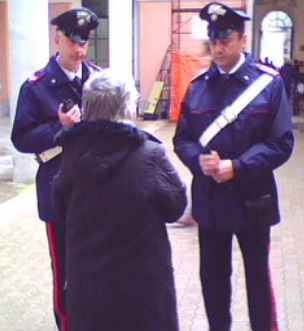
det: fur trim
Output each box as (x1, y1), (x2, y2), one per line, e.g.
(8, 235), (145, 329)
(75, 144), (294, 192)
(55, 120), (147, 146)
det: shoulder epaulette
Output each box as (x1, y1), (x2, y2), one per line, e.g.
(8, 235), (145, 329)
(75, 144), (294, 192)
(87, 61), (102, 72)
(255, 63), (279, 77)
(27, 69), (46, 84)
(191, 67), (209, 82)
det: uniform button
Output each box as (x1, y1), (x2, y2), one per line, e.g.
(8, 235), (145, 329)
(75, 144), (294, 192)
(51, 79), (56, 84)
(244, 75), (249, 80)
(205, 75), (209, 80)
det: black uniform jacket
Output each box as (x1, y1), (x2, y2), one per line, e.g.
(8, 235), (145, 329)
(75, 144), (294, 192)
(11, 55), (101, 223)
(173, 53), (294, 231)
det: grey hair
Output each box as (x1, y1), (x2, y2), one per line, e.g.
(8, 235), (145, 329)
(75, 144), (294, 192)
(82, 69), (139, 122)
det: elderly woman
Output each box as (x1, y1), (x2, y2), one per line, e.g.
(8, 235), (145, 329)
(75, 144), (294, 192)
(52, 69), (187, 331)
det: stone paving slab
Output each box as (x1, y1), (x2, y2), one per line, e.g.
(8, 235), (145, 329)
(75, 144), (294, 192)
(0, 188), (57, 331)
(0, 118), (304, 330)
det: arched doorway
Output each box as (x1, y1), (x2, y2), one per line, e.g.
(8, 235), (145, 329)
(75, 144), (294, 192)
(260, 10), (293, 68)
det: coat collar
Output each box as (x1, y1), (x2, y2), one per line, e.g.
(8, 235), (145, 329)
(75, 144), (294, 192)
(45, 55), (91, 87)
(203, 53), (259, 86)
(56, 120), (146, 145)
(56, 120), (150, 182)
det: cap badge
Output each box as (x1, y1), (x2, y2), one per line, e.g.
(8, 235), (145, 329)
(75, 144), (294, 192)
(208, 4), (227, 21)
(77, 11), (91, 27)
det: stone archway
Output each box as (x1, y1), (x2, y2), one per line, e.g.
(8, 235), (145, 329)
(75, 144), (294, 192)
(252, 0), (300, 63)
(260, 10), (293, 67)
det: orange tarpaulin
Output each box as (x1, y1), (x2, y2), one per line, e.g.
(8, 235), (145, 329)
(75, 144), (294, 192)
(169, 51), (211, 122)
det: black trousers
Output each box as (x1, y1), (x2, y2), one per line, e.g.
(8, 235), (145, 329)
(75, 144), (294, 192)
(198, 226), (278, 331)
(46, 223), (67, 331)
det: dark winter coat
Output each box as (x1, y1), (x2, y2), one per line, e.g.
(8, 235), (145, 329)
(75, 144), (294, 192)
(173, 53), (294, 231)
(11, 55), (100, 223)
(52, 120), (187, 331)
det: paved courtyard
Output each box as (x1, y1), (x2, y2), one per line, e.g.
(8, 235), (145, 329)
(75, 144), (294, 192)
(1, 117), (304, 330)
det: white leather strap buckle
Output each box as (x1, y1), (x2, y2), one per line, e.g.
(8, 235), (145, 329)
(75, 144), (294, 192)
(221, 106), (237, 124)
(214, 116), (227, 129)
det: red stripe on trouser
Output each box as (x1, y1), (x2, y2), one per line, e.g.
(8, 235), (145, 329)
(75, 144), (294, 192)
(46, 223), (67, 331)
(269, 244), (279, 331)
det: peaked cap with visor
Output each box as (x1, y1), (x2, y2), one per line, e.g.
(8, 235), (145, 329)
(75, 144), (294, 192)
(51, 7), (99, 45)
(199, 2), (250, 41)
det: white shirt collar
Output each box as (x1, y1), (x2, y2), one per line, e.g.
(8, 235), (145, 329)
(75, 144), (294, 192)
(56, 55), (82, 80)
(218, 53), (245, 75)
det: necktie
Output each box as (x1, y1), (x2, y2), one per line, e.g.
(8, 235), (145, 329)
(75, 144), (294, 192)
(71, 76), (82, 95)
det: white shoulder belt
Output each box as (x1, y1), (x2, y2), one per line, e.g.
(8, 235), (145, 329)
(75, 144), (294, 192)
(199, 73), (274, 148)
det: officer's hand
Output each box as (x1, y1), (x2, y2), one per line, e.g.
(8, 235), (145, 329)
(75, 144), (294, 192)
(213, 159), (235, 183)
(58, 104), (82, 128)
(199, 151), (220, 177)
